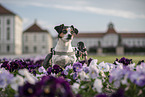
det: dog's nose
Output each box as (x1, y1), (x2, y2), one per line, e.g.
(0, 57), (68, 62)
(67, 34), (72, 39)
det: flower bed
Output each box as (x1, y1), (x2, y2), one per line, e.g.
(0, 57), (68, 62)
(0, 57), (145, 97)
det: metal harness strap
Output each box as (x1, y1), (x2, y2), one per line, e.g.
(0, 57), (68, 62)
(54, 51), (75, 56)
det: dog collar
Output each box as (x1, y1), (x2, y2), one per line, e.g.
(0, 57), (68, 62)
(54, 51), (75, 56)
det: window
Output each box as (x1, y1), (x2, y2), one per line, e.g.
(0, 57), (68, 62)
(25, 46), (28, 53)
(42, 35), (45, 41)
(25, 35), (28, 42)
(7, 27), (10, 40)
(0, 28), (1, 40)
(138, 40), (140, 46)
(7, 45), (10, 52)
(34, 46), (37, 53)
(34, 34), (36, 42)
(42, 46), (45, 49)
(7, 19), (10, 25)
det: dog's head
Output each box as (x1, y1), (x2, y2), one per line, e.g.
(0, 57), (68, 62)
(54, 24), (78, 42)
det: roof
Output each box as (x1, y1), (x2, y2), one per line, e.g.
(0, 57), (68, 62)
(120, 33), (145, 38)
(0, 4), (15, 15)
(75, 33), (104, 38)
(106, 28), (117, 34)
(74, 22), (145, 38)
(24, 22), (49, 33)
(105, 22), (117, 34)
(75, 32), (145, 38)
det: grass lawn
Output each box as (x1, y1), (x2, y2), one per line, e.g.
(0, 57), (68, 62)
(88, 55), (145, 64)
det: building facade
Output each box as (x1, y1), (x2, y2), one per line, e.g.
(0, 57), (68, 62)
(0, 4), (22, 55)
(23, 21), (53, 54)
(72, 22), (145, 51)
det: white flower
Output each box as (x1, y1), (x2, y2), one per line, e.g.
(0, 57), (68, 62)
(36, 74), (47, 78)
(10, 75), (24, 91)
(93, 78), (103, 93)
(89, 64), (99, 79)
(106, 63), (115, 71)
(38, 66), (47, 73)
(113, 80), (120, 88)
(127, 63), (135, 70)
(98, 61), (110, 72)
(71, 83), (80, 94)
(0, 68), (13, 88)
(136, 63), (145, 73)
(18, 69), (36, 84)
(90, 59), (98, 66)
(121, 73), (129, 85)
(116, 62), (123, 69)
(99, 70), (106, 77)
(79, 71), (89, 81)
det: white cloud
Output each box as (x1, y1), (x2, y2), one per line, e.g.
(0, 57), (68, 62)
(85, 6), (145, 19)
(1, 0), (145, 19)
(53, 5), (145, 19)
(25, 2), (145, 19)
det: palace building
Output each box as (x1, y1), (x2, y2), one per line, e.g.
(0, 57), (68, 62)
(0, 4), (22, 54)
(23, 20), (53, 54)
(72, 22), (145, 51)
(1, 4), (145, 55)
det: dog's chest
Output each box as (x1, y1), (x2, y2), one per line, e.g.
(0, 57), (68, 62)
(55, 39), (73, 52)
(52, 39), (76, 66)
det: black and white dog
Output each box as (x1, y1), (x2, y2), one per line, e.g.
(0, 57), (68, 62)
(43, 24), (78, 67)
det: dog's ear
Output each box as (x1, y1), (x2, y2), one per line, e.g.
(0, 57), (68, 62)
(71, 25), (74, 29)
(74, 28), (78, 34)
(71, 25), (78, 34)
(54, 24), (64, 34)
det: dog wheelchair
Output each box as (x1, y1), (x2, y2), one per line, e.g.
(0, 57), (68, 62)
(43, 41), (87, 68)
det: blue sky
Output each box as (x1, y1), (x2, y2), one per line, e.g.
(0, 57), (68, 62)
(0, 0), (145, 36)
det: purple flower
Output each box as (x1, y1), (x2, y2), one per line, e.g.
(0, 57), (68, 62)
(95, 94), (109, 97)
(73, 62), (83, 72)
(1, 61), (11, 71)
(109, 68), (129, 88)
(111, 88), (125, 97)
(119, 57), (132, 66)
(73, 72), (78, 80)
(114, 57), (133, 66)
(129, 71), (145, 87)
(18, 82), (42, 97)
(39, 76), (74, 97)
(76, 94), (82, 97)
(83, 66), (89, 73)
(116, 58), (119, 61)
(9, 61), (19, 72)
(52, 65), (63, 74)
(32, 70), (37, 75)
(47, 67), (52, 75)
(63, 64), (72, 75)
(28, 65), (37, 69)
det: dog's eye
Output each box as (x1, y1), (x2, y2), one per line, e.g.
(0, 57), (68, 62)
(62, 30), (67, 34)
(71, 31), (74, 34)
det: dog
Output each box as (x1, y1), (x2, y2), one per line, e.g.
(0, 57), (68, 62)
(43, 24), (78, 67)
